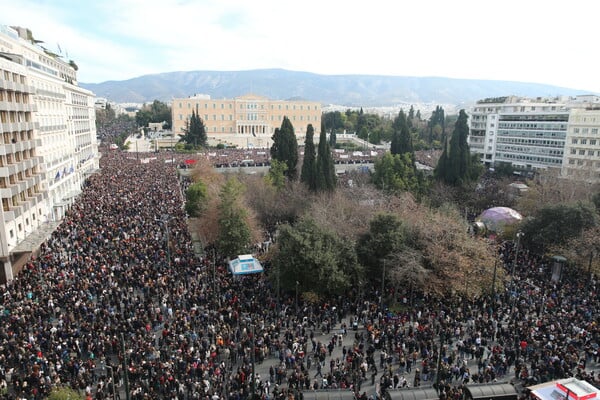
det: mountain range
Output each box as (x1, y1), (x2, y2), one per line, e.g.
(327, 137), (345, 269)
(80, 69), (595, 106)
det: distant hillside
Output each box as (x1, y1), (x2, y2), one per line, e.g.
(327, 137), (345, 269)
(81, 69), (594, 106)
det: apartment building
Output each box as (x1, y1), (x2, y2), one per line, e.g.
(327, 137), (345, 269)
(468, 96), (570, 171)
(561, 107), (600, 183)
(172, 94), (321, 148)
(0, 25), (98, 281)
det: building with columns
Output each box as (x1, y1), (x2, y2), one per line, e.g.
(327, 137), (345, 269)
(0, 25), (98, 281)
(171, 94), (322, 148)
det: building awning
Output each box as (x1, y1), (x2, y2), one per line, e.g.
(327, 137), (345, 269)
(384, 388), (439, 400)
(11, 221), (61, 254)
(466, 383), (518, 400)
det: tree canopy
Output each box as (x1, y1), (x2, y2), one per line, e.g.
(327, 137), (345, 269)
(272, 217), (361, 297)
(135, 100), (172, 129)
(315, 122), (336, 192)
(270, 117), (299, 180)
(434, 109), (482, 186)
(217, 177), (252, 257)
(179, 109), (207, 148)
(300, 124), (317, 192)
(185, 181), (208, 217)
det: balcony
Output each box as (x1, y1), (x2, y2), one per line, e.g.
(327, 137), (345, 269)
(0, 164), (18, 177)
(0, 80), (16, 91)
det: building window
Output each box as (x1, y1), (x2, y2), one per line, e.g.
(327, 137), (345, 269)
(579, 150), (585, 155)
(591, 139), (596, 145)
(570, 148), (576, 154)
(572, 138), (578, 144)
(582, 139), (587, 145)
(589, 150), (595, 156)
(574, 128), (580, 133)
(592, 128), (598, 134)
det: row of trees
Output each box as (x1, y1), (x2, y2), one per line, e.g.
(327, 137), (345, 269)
(135, 100), (172, 130)
(322, 106), (452, 150)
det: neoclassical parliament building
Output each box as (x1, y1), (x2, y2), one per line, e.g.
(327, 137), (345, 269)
(171, 94), (322, 148)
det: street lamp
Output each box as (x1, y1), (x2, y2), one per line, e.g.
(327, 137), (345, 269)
(295, 281), (299, 314)
(105, 365), (116, 400)
(380, 259), (386, 311)
(156, 214), (172, 266)
(510, 231), (524, 299)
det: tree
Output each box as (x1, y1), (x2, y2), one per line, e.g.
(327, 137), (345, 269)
(273, 217), (362, 296)
(180, 109), (207, 148)
(301, 124), (317, 192)
(329, 128), (337, 148)
(390, 110), (413, 156)
(185, 181), (208, 217)
(434, 109), (482, 186)
(315, 121), (336, 192)
(217, 177), (251, 257)
(135, 100), (172, 129)
(520, 202), (597, 255)
(372, 152), (420, 194)
(356, 213), (409, 281)
(270, 117), (299, 180)
(266, 159), (288, 191)
(48, 387), (84, 400)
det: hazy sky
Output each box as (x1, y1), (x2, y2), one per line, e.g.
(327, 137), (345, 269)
(2, 0), (599, 93)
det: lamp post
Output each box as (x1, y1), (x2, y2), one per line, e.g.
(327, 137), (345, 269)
(105, 365), (116, 400)
(381, 259), (386, 311)
(156, 214), (172, 267)
(295, 281), (299, 315)
(587, 250), (595, 290)
(491, 256), (498, 311)
(510, 231), (524, 301)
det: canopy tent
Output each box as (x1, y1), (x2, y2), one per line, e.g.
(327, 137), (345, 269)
(476, 207), (523, 234)
(228, 254), (264, 275)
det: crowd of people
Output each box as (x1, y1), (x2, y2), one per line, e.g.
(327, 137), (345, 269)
(0, 147), (597, 400)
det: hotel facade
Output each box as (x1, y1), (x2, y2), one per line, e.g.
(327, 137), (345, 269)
(0, 25), (98, 281)
(172, 94), (322, 148)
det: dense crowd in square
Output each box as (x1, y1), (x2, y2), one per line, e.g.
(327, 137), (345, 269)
(0, 148), (597, 400)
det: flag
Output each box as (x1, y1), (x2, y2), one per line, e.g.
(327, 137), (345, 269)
(57, 43), (62, 54)
(55, 171), (60, 180)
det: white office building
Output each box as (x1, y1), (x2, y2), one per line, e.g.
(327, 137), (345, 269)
(468, 96), (570, 172)
(0, 25), (98, 281)
(561, 107), (600, 183)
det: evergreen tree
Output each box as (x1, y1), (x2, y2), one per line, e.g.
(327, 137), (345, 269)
(434, 109), (480, 186)
(180, 109), (207, 147)
(428, 106), (445, 143)
(329, 128), (337, 148)
(301, 124), (317, 192)
(270, 117), (299, 180)
(316, 121), (336, 192)
(391, 110), (413, 156)
(217, 177), (251, 257)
